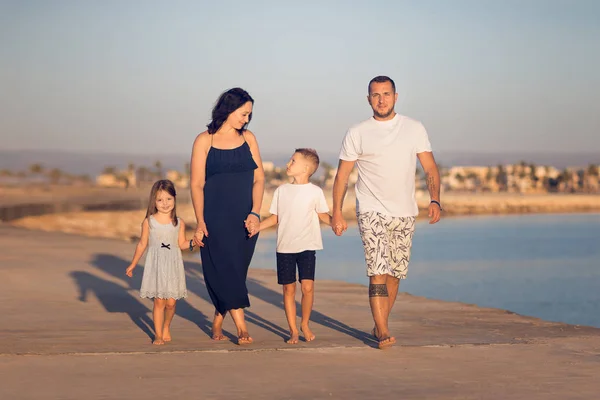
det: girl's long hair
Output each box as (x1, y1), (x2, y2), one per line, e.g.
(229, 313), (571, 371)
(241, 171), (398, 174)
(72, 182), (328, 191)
(145, 180), (178, 226)
(207, 88), (254, 134)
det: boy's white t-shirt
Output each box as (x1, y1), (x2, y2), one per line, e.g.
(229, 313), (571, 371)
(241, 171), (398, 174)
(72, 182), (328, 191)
(269, 183), (329, 253)
(339, 114), (432, 217)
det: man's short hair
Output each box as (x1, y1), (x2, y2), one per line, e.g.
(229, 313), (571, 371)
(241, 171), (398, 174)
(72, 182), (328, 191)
(295, 148), (320, 176)
(368, 76), (396, 94)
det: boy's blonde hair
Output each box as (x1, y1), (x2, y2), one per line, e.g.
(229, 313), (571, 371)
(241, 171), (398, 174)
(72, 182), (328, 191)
(295, 148), (320, 176)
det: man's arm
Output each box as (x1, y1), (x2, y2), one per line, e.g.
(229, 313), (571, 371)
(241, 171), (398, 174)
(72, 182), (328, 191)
(417, 151), (442, 224)
(332, 159), (356, 235)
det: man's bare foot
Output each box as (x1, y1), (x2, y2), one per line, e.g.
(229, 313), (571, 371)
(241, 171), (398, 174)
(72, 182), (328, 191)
(152, 337), (165, 345)
(301, 324), (316, 342)
(286, 331), (299, 344)
(211, 330), (227, 341)
(237, 332), (253, 345)
(378, 336), (396, 350)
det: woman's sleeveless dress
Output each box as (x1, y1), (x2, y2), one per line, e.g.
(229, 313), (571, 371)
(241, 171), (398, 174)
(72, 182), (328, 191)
(201, 139), (259, 315)
(140, 216), (187, 299)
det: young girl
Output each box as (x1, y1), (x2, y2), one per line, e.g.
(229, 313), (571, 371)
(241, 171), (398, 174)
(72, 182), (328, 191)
(126, 179), (191, 345)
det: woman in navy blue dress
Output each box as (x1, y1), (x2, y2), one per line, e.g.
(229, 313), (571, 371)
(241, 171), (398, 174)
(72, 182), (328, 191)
(190, 88), (265, 345)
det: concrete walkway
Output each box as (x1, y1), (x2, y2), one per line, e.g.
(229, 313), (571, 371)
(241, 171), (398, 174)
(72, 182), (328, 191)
(1, 225), (599, 399)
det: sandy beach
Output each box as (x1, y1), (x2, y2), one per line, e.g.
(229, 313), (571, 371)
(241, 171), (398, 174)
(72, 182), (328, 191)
(1, 224), (599, 399)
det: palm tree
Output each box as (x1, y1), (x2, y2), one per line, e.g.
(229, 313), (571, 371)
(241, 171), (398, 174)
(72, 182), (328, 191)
(29, 163), (44, 175)
(102, 166), (117, 175)
(155, 160), (163, 179)
(49, 168), (62, 184)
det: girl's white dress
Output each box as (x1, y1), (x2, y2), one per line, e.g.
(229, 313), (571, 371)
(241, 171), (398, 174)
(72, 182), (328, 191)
(140, 215), (187, 299)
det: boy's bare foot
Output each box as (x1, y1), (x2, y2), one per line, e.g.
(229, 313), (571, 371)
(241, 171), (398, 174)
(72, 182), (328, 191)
(301, 324), (315, 342)
(378, 336), (396, 350)
(152, 338), (165, 345)
(237, 332), (253, 345)
(371, 326), (378, 339)
(286, 331), (299, 344)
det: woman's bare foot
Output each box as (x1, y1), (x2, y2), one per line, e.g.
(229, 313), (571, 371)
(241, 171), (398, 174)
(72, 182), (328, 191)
(237, 332), (253, 345)
(286, 331), (299, 344)
(152, 337), (165, 345)
(211, 312), (227, 341)
(378, 336), (396, 350)
(211, 330), (227, 341)
(301, 324), (316, 342)
(163, 329), (172, 342)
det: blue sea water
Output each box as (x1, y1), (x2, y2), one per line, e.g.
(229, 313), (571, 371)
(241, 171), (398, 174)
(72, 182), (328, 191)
(251, 213), (600, 327)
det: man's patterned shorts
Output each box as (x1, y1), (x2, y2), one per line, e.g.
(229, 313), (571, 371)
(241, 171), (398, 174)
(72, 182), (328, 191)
(356, 211), (416, 279)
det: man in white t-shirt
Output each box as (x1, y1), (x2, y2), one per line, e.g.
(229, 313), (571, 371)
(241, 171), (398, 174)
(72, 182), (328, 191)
(254, 148), (332, 345)
(332, 75), (442, 349)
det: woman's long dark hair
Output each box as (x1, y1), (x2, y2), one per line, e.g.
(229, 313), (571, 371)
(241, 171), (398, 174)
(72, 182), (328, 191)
(207, 88), (254, 134)
(145, 180), (178, 226)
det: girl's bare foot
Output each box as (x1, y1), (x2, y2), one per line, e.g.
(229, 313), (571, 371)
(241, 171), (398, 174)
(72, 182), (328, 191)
(286, 331), (299, 344)
(237, 332), (253, 345)
(301, 324), (315, 342)
(152, 337), (165, 345)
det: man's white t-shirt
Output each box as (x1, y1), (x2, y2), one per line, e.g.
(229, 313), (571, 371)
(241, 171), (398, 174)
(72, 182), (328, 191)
(269, 183), (329, 253)
(339, 114), (432, 217)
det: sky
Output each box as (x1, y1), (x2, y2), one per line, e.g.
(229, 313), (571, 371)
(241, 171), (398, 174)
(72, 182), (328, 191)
(1, 0), (599, 156)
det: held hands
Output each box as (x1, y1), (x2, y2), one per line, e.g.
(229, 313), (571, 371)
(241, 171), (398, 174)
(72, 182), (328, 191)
(245, 213), (260, 237)
(332, 212), (347, 236)
(428, 201), (442, 224)
(193, 221), (208, 247)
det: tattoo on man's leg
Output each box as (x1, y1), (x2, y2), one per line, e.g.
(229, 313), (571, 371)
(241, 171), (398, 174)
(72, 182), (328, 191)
(369, 284), (388, 297)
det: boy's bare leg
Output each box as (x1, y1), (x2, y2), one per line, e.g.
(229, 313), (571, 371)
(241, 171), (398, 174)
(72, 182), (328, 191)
(369, 275), (396, 349)
(300, 279), (315, 341)
(229, 308), (253, 344)
(283, 283), (299, 344)
(211, 310), (227, 340)
(162, 298), (176, 342)
(152, 298), (166, 345)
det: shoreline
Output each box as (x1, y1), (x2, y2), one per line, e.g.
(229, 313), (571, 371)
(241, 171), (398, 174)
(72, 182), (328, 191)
(3, 190), (599, 241)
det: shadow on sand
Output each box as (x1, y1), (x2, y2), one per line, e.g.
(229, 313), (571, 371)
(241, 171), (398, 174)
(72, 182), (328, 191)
(70, 253), (375, 347)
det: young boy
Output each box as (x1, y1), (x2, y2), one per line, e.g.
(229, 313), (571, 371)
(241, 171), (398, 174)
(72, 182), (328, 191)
(253, 148), (331, 344)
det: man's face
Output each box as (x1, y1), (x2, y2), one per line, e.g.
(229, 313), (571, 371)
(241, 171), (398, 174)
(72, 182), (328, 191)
(367, 81), (398, 119)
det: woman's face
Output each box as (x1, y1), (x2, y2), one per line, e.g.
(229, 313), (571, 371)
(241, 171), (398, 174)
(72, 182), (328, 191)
(226, 101), (253, 130)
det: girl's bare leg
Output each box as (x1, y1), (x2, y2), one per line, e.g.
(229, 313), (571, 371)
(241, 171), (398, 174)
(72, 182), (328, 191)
(162, 298), (176, 342)
(300, 280), (315, 341)
(229, 308), (253, 344)
(152, 298), (166, 345)
(283, 283), (299, 344)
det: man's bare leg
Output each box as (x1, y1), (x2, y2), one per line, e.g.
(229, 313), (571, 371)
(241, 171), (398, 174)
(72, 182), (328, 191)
(373, 275), (400, 337)
(369, 275), (396, 349)
(283, 283), (299, 344)
(300, 279), (315, 341)
(162, 298), (176, 342)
